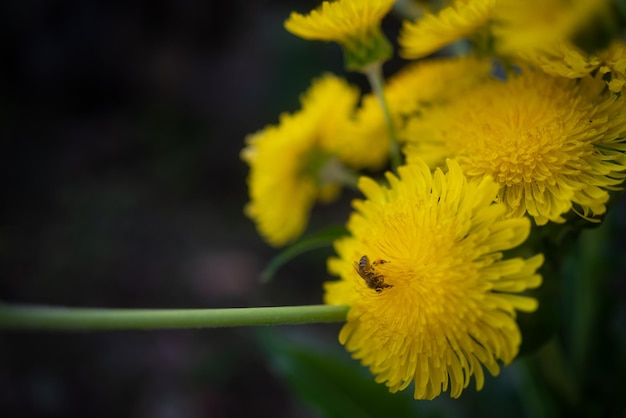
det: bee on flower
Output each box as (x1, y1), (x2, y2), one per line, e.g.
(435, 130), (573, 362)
(325, 160), (543, 399)
(354, 255), (392, 292)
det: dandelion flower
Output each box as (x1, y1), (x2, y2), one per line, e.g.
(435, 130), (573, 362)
(284, 0), (395, 70)
(504, 39), (626, 93)
(325, 160), (543, 399)
(403, 70), (626, 225)
(383, 56), (493, 115)
(339, 56), (493, 166)
(512, 41), (601, 80)
(399, 0), (495, 59)
(491, 0), (625, 92)
(242, 74), (360, 246)
(492, 0), (613, 54)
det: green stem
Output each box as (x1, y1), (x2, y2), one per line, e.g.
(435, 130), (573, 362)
(0, 304), (349, 331)
(363, 62), (402, 171)
(568, 214), (607, 385)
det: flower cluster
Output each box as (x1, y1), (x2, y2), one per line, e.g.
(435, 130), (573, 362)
(242, 0), (626, 400)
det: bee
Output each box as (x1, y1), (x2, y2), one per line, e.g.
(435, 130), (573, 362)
(354, 255), (392, 293)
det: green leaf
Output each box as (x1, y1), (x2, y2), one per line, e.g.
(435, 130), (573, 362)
(260, 225), (348, 283)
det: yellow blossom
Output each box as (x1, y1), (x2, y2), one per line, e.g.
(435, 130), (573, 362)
(383, 55), (493, 116)
(492, 0), (613, 54)
(512, 41), (601, 79)
(325, 159), (543, 399)
(403, 70), (626, 225)
(338, 56), (493, 167)
(399, 0), (495, 59)
(333, 94), (391, 171)
(505, 39), (626, 93)
(242, 74), (360, 246)
(491, 0), (625, 93)
(284, 0), (395, 70)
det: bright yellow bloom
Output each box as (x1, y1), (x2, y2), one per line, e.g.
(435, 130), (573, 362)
(399, 0), (495, 59)
(491, 0), (625, 92)
(333, 95), (391, 170)
(492, 0), (612, 54)
(512, 41), (600, 79)
(284, 0), (395, 43)
(505, 39), (626, 93)
(383, 55), (493, 116)
(242, 74), (360, 246)
(285, 0), (395, 70)
(403, 70), (626, 225)
(325, 160), (543, 399)
(339, 56), (492, 166)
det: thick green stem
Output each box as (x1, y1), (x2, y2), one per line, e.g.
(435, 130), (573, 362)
(363, 62), (402, 171)
(0, 304), (349, 331)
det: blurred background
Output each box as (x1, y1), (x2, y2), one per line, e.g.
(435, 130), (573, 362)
(1, 1), (626, 417)
(0, 0), (377, 416)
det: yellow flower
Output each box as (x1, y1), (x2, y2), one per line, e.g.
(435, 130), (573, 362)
(403, 70), (626, 225)
(242, 74), (360, 246)
(325, 160), (543, 399)
(333, 95), (391, 171)
(504, 39), (626, 93)
(384, 55), (493, 116)
(284, 0), (394, 43)
(284, 0), (395, 70)
(338, 56), (492, 167)
(492, 0), (613, 54)
(491, 0), (626, 92)
(512, 41), (601, 79)
(399, 0), (495, 59)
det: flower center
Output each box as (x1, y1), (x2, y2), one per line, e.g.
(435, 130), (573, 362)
(444, 79), (589, 188)
(463, 119), (568, 186)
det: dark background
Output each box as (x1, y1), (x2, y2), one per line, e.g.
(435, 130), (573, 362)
(0, 1), (366, 416)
